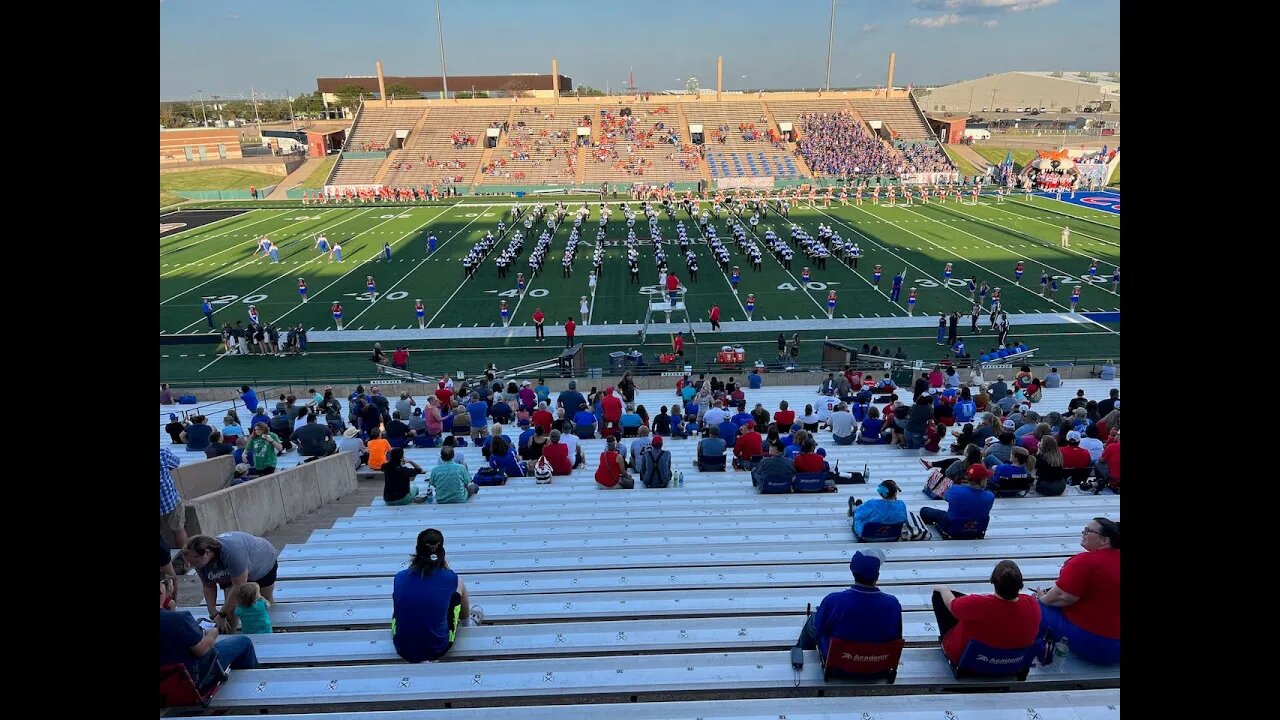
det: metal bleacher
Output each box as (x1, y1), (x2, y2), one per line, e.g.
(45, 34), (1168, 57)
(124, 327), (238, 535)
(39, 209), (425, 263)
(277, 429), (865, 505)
(166, 379), (1120, 715)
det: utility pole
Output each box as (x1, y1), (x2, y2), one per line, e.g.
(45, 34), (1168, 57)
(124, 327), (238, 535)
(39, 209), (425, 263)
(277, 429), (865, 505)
(434, 0), (449, 99)
(825, 0), (836, 92)
(287, 89), (297, 131)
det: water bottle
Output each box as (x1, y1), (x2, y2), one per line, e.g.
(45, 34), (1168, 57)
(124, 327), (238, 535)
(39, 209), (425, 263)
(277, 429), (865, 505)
(425, 486), (436, 504)
(1053, 635), (1069, 672)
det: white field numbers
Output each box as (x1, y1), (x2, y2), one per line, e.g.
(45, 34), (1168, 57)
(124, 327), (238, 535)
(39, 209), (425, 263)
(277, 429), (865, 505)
(350, 291), (411, 301)
(777, 282), (829, 291)
(209, 294), (268, 305)
(498, 288), (549, 298)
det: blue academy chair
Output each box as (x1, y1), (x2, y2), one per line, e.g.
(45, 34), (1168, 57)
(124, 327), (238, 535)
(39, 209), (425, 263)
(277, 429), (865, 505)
(718, 422), (739, 446)
(412, 433), (438, 448)
(387, 437), (408, 450)
(754, 471), (792, 494)
(855, 521), (904, 543)
(935, 515), (990, 540)
(792, 471), (827, 493)
(950, 638), (1041, 681)
(821, 637), (906, 683)
(696, 454), (726, 472)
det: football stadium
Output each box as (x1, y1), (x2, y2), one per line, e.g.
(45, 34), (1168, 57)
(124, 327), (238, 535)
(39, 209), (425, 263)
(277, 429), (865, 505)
(160, 2), (1120, 716)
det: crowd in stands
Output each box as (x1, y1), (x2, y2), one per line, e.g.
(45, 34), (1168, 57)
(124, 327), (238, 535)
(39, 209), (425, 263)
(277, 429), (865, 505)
(356, 141), (388, 152)
(449, 131), (476, 149)
(795, 111), (899, 177)
(896, 141), (952, 173)
(160, 364), (1118, 696)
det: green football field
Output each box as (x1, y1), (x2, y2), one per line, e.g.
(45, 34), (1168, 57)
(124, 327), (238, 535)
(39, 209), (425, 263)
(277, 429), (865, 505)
(161, 194), (1119, 332)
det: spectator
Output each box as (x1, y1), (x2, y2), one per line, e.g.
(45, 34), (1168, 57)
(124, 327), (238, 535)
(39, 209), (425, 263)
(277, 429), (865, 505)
(857, 406), (885, 445)
(751, 441), (795, 491)
(651, 405), (672, 436)
(557, 380), (586, 415)
(920, 464), (995, 531)
(983, 429), (1017, 468)
(408, 408), (428, 437)
(733, 420), (763, 469)
(467, 394), (489, 442)
(182, 532), (280, 634)
(240, 385), (259, 413)
(1043, 368), (1063, 388)
(531, 402), (554, 438)
(600, 387), (623, 437)
(395, 392), (416, 419)
(851, 479), (907, 539)
(695, 425), (727, 470)
(487, 435), (527, 477)
(792, 549), (903, 663)
(181, 415), (213, 451)
(542, 429), (573, 475)
(232, 581), (273, 635)
(337, 426), (368, 467)
(165, 413), (187, 444)
(620, 404), (643, 436)
(905, 395), (934, 449)
(293, 413), (336, 459)
(159, 592), (259, 690)
(1094, 431), (1120, 489)
(246, 422), (283, 475)
(572, 402), (598, 439)
(1061, 431), (1093, 471)
(366, 428), (392, 471)
(829, 402), (856, 445)
(382, 447), (426, 505)
(1078, 424), (1106, 463)
(793, 437), (825, 474)
(391, 529), (484, 663)
(628, 424), (653, 470)
(204, 431), (234, 459)
(990, 446), (1036, 495)
(427, 446), (479, 502)
(1034, 436), (1067, 496)
(270, 409), (295, 450)
(159, 447), (187, 550)
(1097, 388), (1120, 419)
(594, 436), (634, 489)
(637, 434), (673, 488)
(1033, 518), (1121, 664)
(932, 560), (1042, 665)
(774, 400), (796, 433)
(160, 383), (174, 405)
(220, 415), (245, 445)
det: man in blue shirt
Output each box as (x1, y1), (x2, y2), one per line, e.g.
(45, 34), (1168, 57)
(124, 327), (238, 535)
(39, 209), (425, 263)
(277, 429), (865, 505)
(466, 394), (489, 442)
(160, 599), (259, 688)
(556, 380), (586, 417)
(748, 370), (764, 389)
(240, 385), (259, 413)
(794, 549), (903, 660)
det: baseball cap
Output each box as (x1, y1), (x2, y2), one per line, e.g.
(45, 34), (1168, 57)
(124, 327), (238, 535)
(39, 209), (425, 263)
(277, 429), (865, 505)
(1002, 419), (1016, 429)
(1066, 430), (1082, 442)
(650, 435), (663, 448)
(745, 420), (756, 428)
(849, 548), (885, 583)
(169, 413), (178, 421)
(966, 463), (992, 482)
(522, 380), (531, 386)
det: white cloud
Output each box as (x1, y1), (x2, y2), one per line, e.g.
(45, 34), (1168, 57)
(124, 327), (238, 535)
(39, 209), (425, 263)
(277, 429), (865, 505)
(982, 19), (999, 27)
(861, 23), (878, 33)
(912, 0), (1057, 13)
(909, 14), (962, 28)
(226, 14), (240, 19)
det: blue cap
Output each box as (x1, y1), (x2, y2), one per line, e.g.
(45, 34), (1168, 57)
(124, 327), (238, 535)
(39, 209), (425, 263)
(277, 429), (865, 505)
(849, 549), (885, 583)
(169, 413), (178, 421)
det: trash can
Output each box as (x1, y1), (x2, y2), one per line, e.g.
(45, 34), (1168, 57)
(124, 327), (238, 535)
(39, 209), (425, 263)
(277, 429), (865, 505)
(609, 351), (625, 370)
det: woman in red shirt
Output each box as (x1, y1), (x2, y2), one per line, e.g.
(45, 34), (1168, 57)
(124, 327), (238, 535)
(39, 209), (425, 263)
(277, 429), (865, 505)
(773, 400), (796, 433)
(593, 436), (634, 489)
(932, 560), (1042, 665)
(792, 438), (825, 474)
(1033, 518), (1121, 664)
(541, 430), (573, 476)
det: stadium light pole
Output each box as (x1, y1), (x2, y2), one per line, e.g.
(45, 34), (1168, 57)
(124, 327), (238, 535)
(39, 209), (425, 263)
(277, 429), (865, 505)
(434, 0), (449, 99)
(196, 90), (208, 126)
(825, 0), (835, 92)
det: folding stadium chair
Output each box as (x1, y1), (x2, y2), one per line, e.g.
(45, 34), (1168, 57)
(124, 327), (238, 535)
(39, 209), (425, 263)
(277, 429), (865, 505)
(820, 637), (906, 683)
(855, 521), (904, 543)
(949, 638), (1040, 681)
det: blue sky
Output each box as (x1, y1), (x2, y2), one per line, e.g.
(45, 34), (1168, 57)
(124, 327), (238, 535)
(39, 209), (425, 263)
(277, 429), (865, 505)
(159, 0), (1118, 101)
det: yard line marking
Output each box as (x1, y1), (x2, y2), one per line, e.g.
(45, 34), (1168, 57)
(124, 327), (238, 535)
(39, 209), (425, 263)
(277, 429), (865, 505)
(196, 352), (230, 374)
(946, 201), (1119, 252)
(899, 205), (1120, 298)
(161, 209), (375, 303)
(169, 210), (408, 332)
(278, 203), (465, 328)
(1008, 197), (1120, 231)
(160, 209), (345, 273)
(348, 205), (489, 327)
(160, 209), (284, 247)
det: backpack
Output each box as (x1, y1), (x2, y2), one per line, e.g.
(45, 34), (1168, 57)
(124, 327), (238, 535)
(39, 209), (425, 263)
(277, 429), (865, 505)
(473, 465), (508, 486)
(533, 457), (553, 484)
(923, 467), (953, 500)
(640, 448), (669, 488)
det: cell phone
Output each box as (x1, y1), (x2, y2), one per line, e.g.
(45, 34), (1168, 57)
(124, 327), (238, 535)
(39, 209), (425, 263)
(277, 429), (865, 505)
(790, 646), (805, 670)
